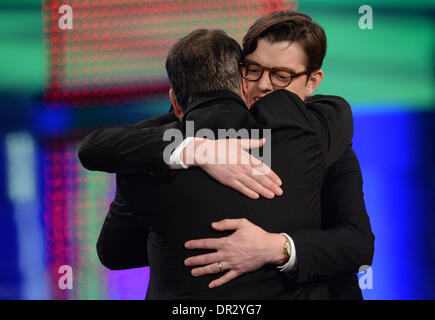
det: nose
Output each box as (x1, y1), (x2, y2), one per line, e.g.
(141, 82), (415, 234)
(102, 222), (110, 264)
(257, 71), (273, 92)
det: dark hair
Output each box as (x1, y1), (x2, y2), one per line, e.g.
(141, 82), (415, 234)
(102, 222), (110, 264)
(165, 29), (242, 110)
(242, 11), (327, 73)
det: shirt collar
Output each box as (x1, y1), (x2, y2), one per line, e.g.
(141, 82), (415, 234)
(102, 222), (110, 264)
(182, 90), (246, 120)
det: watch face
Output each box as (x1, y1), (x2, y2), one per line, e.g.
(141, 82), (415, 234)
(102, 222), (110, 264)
(285, 242), (291, 256)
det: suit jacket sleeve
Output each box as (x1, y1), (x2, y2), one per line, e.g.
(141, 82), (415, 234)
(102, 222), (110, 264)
(78, 111), (178, 180)
(305, 94), (354, 167)
(96, 211), (150, 270)
(96, 183), (151, 270)
(251, 90), (353, 168)
(288, 147), (375, 283)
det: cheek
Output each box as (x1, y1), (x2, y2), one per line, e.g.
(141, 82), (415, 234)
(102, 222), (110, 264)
(287, 80), (307, 100)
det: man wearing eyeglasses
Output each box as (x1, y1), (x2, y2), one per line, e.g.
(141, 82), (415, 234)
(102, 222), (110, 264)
(180, 12), (373, 298)
(79, 11), (374, 299)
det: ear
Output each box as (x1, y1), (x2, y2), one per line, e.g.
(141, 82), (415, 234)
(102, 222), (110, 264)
(169, 89), (183, 120)
(241, 77), (248, 99)
(305, 69), (324, 97)
(240, 78), (249, 106)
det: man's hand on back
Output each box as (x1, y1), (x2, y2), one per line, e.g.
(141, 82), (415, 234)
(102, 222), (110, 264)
(184, 218), (288, 288)
(180, 138), (283, 199)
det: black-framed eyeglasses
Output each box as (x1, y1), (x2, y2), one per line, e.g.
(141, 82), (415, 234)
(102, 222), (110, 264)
(240, 60), (310, 88)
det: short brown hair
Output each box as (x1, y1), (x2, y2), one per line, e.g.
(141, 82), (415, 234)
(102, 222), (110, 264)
(165, 29), (242, 110)
(242, 11), (327, 73)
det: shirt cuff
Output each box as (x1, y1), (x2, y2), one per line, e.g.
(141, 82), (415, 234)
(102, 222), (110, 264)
(277, 233), (297, 272)
(168, 137), (193, 170)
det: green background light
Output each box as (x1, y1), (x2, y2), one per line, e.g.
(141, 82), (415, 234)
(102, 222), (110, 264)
(0, 0), (433, 107)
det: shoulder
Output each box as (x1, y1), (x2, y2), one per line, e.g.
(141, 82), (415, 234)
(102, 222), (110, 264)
(327, 147), (361, 177)
(306, 94), (351, 113)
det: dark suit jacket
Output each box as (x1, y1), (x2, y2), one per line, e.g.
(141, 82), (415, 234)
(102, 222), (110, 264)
(79, 91), (374, 299)
(89, 89), (370, 299)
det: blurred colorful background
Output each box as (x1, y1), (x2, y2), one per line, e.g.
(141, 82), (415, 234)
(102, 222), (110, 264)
(0, 0), (434, 300)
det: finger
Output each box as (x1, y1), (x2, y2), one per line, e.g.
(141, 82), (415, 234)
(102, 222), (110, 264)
(184, 252), (221, 267)
(249, 169), (283, 196)
(211, 218), (248, 231)
(241, 150), (282, 186)
(237, 174), (275, 199)
(229, 179), (260, 199)
(191, 262), (225, 277)
(185, 238), (225, 250)
(248, 157), (282, 186)
(238, 138), (265, 150)
(209, 270), (240, 288)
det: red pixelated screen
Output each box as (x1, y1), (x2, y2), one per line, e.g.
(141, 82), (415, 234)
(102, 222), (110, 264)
(42, 0), (298, 107)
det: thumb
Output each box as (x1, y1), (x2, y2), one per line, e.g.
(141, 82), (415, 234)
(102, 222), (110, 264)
(239, 138), (266, 150)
